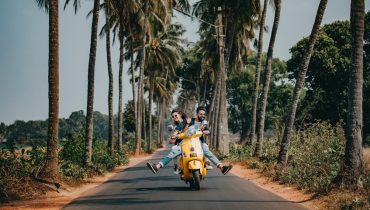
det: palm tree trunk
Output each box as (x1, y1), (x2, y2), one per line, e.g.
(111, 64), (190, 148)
(339, 0), (364, 188)
(118, 25), (124, 151)
(105, 0), (114, 154)
(277, 0), (328, 166)
(160, 101), (166, 146)
(148, 77), (154, 152)
(156, 99), (161, 146)
(40, 0), (60, 181)
(142, 96), (147, 148)
(214, 75), (222, 151)
(130, 39), (137, 130)
(135, 1), (148, 155)
(201, 78), (207, 106)
(248, 0), (268, 145)
(209, 73), (220, 149)
(255, 0), (281, 158)
(85, 0), (100, 166)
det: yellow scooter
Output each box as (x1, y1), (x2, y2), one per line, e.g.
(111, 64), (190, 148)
(177, 126), (207, 190)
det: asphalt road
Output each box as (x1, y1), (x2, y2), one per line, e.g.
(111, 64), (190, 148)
(63, 148), (309, 210)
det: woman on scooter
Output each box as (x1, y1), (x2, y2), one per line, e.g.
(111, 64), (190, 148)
(146, 108), (232, 175)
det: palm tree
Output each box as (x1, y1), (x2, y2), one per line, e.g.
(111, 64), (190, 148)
(110, 0), (142, 151)
(103, 0), (115, 154)
(135, 0), (173, 155)
(84, 0), (100, 165)
(34, 0), (60, 181)
(248, 0), (268, 145)
(254, 0), (281, 158)
(338, 0), (364, 188)
(145, 23), (185, 150)
(193, 0), (259, 154)
(63, 0), (101, 164)
(135, 1), (149, 155)
(277, 0), (328, 166)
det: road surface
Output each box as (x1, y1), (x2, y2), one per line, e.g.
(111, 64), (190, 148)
(63, 148), (309, 210)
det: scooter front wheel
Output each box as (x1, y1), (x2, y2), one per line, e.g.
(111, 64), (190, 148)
(192, 170), (201, 190)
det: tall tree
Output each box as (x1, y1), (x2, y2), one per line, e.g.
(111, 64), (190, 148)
(145, 23), (185, 151)
(193, 0), (259, 153)
(85, 0), (100, 165)
(134, 0), (173, 155)
(135, 1), (149, 155)
(339, 0), (364, 188)
(277, 0), (328, 166)
(104, 0), (115, 154)
(34, 0), (60, 181)
(255, 0), (281, 158)
(110, 0), (141, 151)
(64, 0), (101, 164)
(248, 0), (268, 145)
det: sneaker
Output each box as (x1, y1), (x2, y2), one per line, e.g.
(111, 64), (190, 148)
(146, 162), (159, 174)
(221, 165), (232, 175)
(173, 168), (180, 174)
(206, 165), (213, 170)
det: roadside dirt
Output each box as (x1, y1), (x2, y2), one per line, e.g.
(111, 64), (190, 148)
(229, 163), (321, 210)
(1, 148), (325, 210)
(0, 149), (163, 210)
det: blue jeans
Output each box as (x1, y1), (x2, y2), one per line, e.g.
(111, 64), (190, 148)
(159, 143), (221, 167)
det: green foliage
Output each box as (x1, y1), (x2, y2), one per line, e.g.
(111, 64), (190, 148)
(287, 18), (370, 144)
(276, 122), (345, 193)
(229, 122), (346, 193)
(60, 133), (129, 180)
(91, 139), (128, 174)
(227, 68), (254, 134)
(0, 150), (35, 201)
(2, 110), (119, 147)
(228, 143), (254, 161)
(123, 132), (137, 151)
(123, 100), (136, 133)
(227, 54), (291, 136)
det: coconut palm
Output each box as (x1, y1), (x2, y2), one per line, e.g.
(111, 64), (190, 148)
(140, 23), (185, 150)
(248, 0), (268, 145)
(63, 0), (101, 165)
(339, 0), (364, 188)
(102, 0), (115, 154)
(109, 0), (141, 150)
(153, 76), (178, 146)
(277, 0), (328, 166)
(193, 0), (259, 154)
(254, 0), (281, 158)
(84, 0), (100, 165)
(135, 0), (174, 155)
(34, 0), (60, 181)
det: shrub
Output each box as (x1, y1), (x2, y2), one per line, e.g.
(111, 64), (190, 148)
(60, 133), (129, 180)
(228, 121), (346, 193)
(0, 150), (34, 201)
(275, 122), (345, 193)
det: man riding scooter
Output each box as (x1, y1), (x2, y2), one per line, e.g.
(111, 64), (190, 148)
(146, 108), (232, 175)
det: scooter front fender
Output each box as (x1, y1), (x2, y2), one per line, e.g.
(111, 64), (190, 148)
(188, 159), (202, 170)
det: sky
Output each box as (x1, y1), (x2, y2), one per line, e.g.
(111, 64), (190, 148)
(0, 0), (369, 125)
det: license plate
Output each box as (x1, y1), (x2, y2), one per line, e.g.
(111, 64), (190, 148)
(190, 153), (197, 157)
